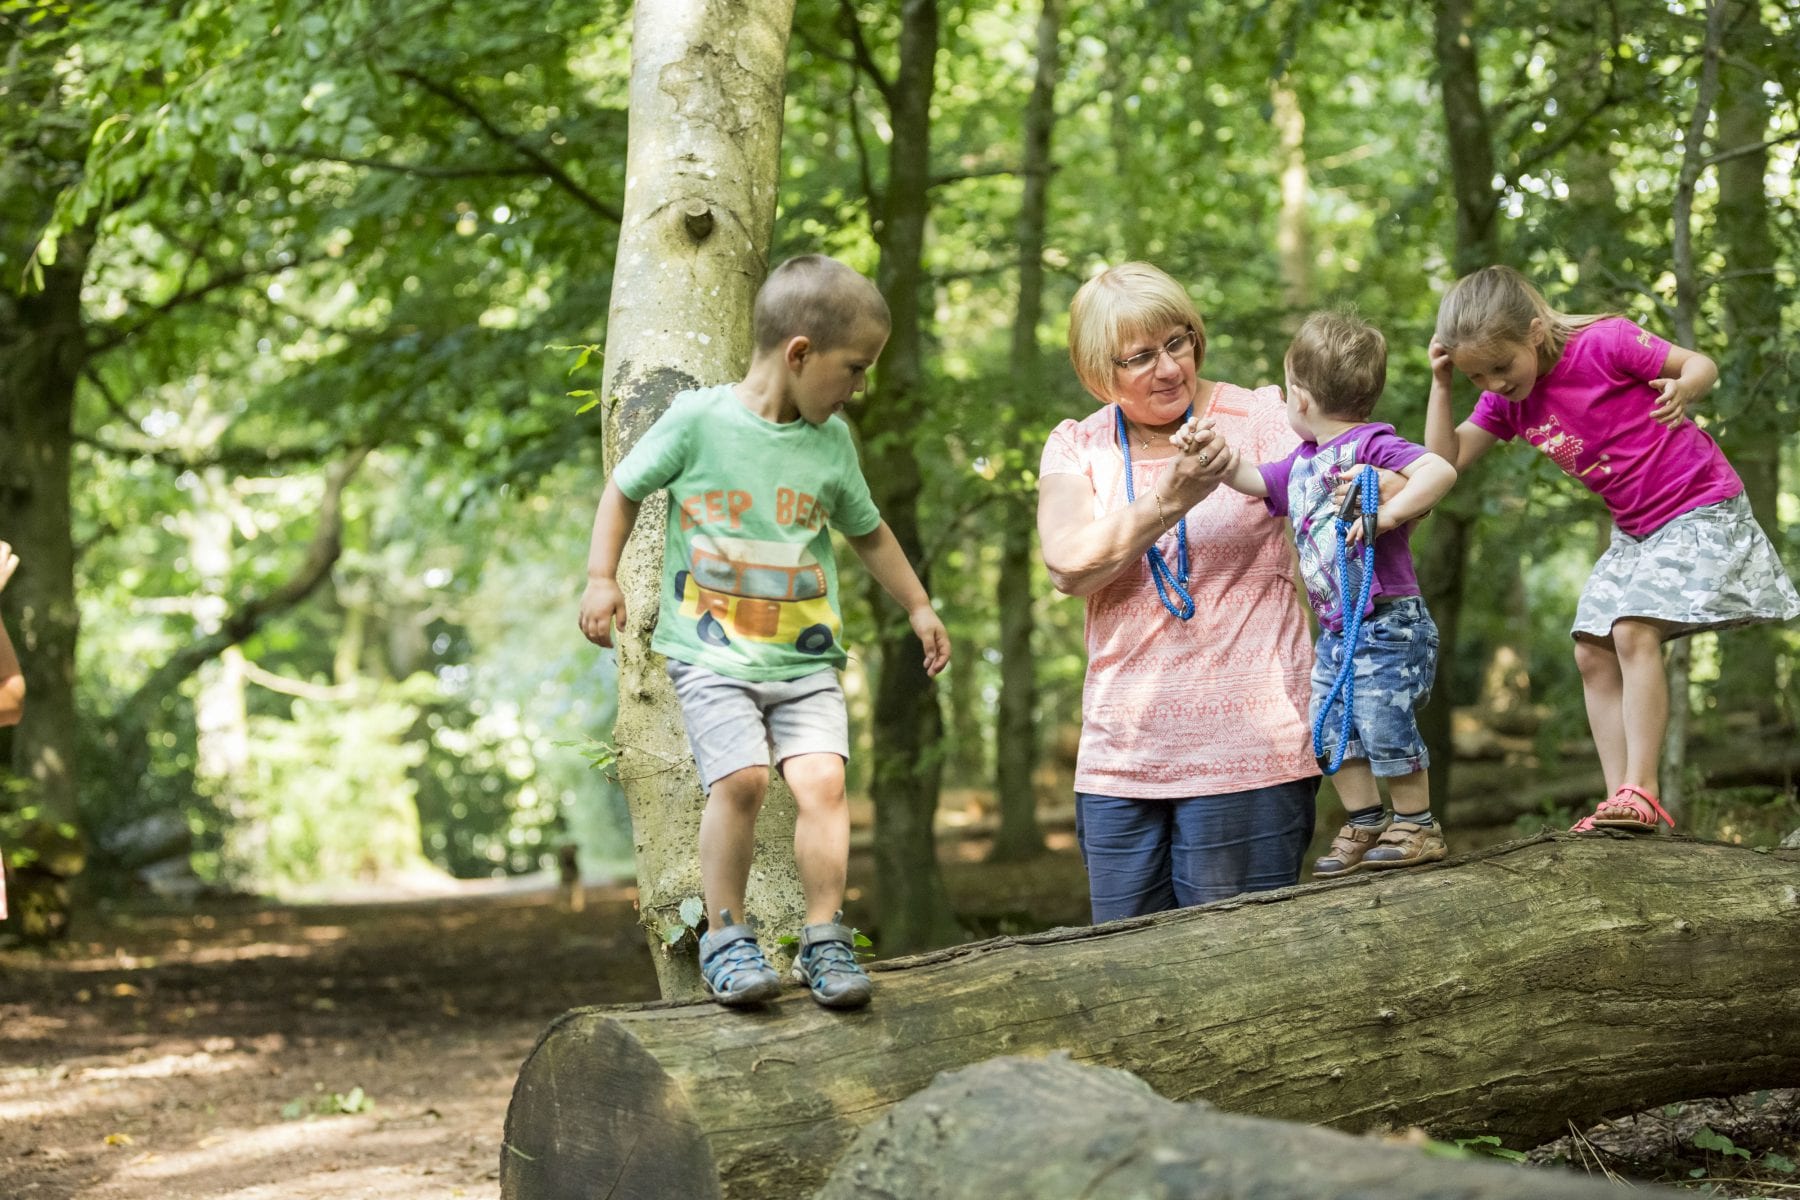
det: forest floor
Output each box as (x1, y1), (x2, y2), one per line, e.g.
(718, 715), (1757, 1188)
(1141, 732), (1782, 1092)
(3, 818), (1797, 1199)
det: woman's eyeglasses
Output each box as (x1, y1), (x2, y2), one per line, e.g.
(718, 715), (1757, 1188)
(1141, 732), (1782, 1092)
(1113, 328), (1198, 377)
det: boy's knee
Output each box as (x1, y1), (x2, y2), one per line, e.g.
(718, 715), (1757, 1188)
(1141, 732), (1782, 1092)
(708, 766), (770, 809)
(1573, 637), (1617, 674)
(780, 753), (847, 803)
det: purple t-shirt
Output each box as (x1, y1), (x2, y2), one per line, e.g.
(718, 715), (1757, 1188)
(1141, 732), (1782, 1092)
(1468, 317), (1742, 537)
(1259, 423), (1426, 633)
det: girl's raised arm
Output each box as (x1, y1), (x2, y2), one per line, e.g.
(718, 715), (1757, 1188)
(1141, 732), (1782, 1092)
(1425, 338), (1500, 473)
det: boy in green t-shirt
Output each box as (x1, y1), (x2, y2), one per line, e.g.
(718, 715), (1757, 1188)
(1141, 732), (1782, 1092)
(578, 255), (950, 1009)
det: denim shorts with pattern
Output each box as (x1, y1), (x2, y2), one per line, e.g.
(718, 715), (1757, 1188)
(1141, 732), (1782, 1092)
(1309, 596), (1437, 778)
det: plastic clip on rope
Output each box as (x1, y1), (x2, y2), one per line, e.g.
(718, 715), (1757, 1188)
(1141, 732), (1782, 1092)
(1312, 466), (1379, 775)
(1115, 404), (1195, 621)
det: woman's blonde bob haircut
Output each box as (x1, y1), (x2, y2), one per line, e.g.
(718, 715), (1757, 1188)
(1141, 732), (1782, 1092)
(1068, 262), (1208, 402)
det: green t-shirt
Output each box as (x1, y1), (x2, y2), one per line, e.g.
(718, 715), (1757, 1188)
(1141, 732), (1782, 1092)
(612, 384), (882, 681)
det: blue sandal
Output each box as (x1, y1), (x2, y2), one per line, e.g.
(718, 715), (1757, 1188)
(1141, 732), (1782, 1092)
(792, 912), (872, 1010)
(698, 912), (781, 1006)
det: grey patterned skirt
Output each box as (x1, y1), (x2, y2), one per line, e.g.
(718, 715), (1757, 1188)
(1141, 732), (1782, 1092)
(1573, 493), (1800, 640)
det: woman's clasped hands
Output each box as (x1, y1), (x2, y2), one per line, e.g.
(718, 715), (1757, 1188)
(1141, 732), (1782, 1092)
(1164, 417), (1239, 505)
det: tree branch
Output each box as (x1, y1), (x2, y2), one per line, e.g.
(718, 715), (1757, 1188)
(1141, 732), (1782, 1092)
(257, 143), (544, 180)
(1704, 127), (1800, 168)
(929, 164), (1026, 188)
(394, 68), (621, 222)
(836, 0), (895, 103)
(118, 447), (370, 724)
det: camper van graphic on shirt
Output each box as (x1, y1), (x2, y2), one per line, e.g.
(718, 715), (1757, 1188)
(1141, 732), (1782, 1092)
(675, 534), (839, 655)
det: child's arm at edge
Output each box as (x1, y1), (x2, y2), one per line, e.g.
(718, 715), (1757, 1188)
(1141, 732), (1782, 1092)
(843, 522), (951, 677)
(0, 542), (22, 727)
(578, 481), (642, 648)
(1650, 344), (1718, 428)
(1352, 452), (1457, 542)
(1425, 338), (1500, 474)
(1222, 453), (1269, 499)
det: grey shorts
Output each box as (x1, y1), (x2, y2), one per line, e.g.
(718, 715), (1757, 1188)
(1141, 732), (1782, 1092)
(1573, 494), (1800, 640)
(665, 660), (850, 789)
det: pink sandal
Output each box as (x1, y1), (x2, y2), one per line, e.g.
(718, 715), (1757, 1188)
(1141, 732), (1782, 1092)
(1571, 785), (1675, 833)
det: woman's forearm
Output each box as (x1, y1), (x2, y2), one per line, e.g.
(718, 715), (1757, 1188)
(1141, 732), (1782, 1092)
(1039, 484), (1187, 597)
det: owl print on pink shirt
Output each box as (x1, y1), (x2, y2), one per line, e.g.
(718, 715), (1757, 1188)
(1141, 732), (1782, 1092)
(1525, 416), (1611, 480)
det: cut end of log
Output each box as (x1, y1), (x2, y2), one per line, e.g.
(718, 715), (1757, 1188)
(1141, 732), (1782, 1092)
(500, 1011), (721, 1200)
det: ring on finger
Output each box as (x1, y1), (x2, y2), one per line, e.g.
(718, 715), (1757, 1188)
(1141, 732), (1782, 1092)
(1197, 453), (1209, 465)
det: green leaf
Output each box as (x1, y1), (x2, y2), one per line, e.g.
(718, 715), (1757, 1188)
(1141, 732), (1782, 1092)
(1761, 1152), (1796, 1174)
(679, 896), (705, 930)
(1693, 1128), (1751, 1159)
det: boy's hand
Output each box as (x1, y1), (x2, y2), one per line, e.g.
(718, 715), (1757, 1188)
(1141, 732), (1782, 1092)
(1345, 509), (1404, 545)
(1649, 377), (1690, 428)
(0, 542), (16, 594)
(1169, 417), (1214, 454)
(578, 577), (628, 647)
(909, 605), (951, 677)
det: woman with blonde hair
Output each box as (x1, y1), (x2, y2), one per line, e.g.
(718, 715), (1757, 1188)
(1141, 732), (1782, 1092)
(1037, 263), (1320, 922)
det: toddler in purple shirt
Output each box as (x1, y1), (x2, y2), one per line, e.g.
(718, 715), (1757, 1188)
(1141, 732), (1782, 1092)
(1182, 310), (1458, 876)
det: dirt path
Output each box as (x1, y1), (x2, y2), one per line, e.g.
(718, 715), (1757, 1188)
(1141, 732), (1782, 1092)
(1, 884), (661, 1199)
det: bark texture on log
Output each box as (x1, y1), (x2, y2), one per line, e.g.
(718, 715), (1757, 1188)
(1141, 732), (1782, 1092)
(500, 836), (1800, 1200)
(818, 1053), (1680, 1200)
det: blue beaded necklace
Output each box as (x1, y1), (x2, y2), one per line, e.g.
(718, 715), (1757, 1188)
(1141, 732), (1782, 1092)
(1115, 404), (1195, 621)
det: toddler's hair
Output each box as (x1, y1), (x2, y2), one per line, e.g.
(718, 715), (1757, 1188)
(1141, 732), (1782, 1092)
(1068, 262), (1209, 402)
(1285, 309), (1386, 421)
(1435, 264), (1612, 372)
(754, 255), (890, 353)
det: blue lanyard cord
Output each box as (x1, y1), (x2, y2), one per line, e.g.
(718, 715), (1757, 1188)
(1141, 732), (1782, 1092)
(1312, 466), (1379, 775)
(1116, 405), (1195, 621)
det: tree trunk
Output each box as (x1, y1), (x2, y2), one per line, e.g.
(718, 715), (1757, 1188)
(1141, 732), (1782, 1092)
(499, 836), (1800, 1200)
(1271, 78), (1311, 328)
(1418, 0), (1504, 818)
(1662, 0), (1726, 817)
(818, 1054), (1680, 1200)
(597, 0), (799, 998)
(0, 224), (89, 941)
(1711, 0), (1786, 725)
(989, 0), (1060, 865)
(861, 0), (964, 953)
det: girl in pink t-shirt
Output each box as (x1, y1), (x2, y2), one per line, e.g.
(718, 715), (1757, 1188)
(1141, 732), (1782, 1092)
(1426, 265), (1799, 835)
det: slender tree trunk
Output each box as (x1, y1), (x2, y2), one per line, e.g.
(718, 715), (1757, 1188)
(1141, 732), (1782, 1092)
(594, 1), (799, 997)
(1712, 0), (1785, 726)
(861, 0), (963, 953)
(1271, 78), (1311, 329)
(1417, 0), (1503, 818)
(0, 224), (89, 941)
(989, 0), (1061, 865)
(1661, 0), (1726, 818)
(1104, 38), (1143, 261)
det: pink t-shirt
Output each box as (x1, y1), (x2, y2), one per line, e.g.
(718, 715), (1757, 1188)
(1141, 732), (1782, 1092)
(1468, 317), (1742, 536)
(1040, 382), (1317, 798)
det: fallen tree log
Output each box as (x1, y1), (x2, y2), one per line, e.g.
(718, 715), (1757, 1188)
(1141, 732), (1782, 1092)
(817, 1053), (1679, 1200)
(500, 835), (1800, 1200)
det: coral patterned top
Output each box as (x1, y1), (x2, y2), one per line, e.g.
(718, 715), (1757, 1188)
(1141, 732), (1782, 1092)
(1040, 382), (1317, 798)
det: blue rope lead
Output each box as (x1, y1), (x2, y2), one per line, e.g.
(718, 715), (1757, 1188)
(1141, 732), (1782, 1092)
(1312, 466), (1379, 775)
(1116, 405), (1195, 621)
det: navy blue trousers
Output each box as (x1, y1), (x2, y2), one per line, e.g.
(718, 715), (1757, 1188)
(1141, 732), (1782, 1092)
(1074, 777), (1319, 924)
